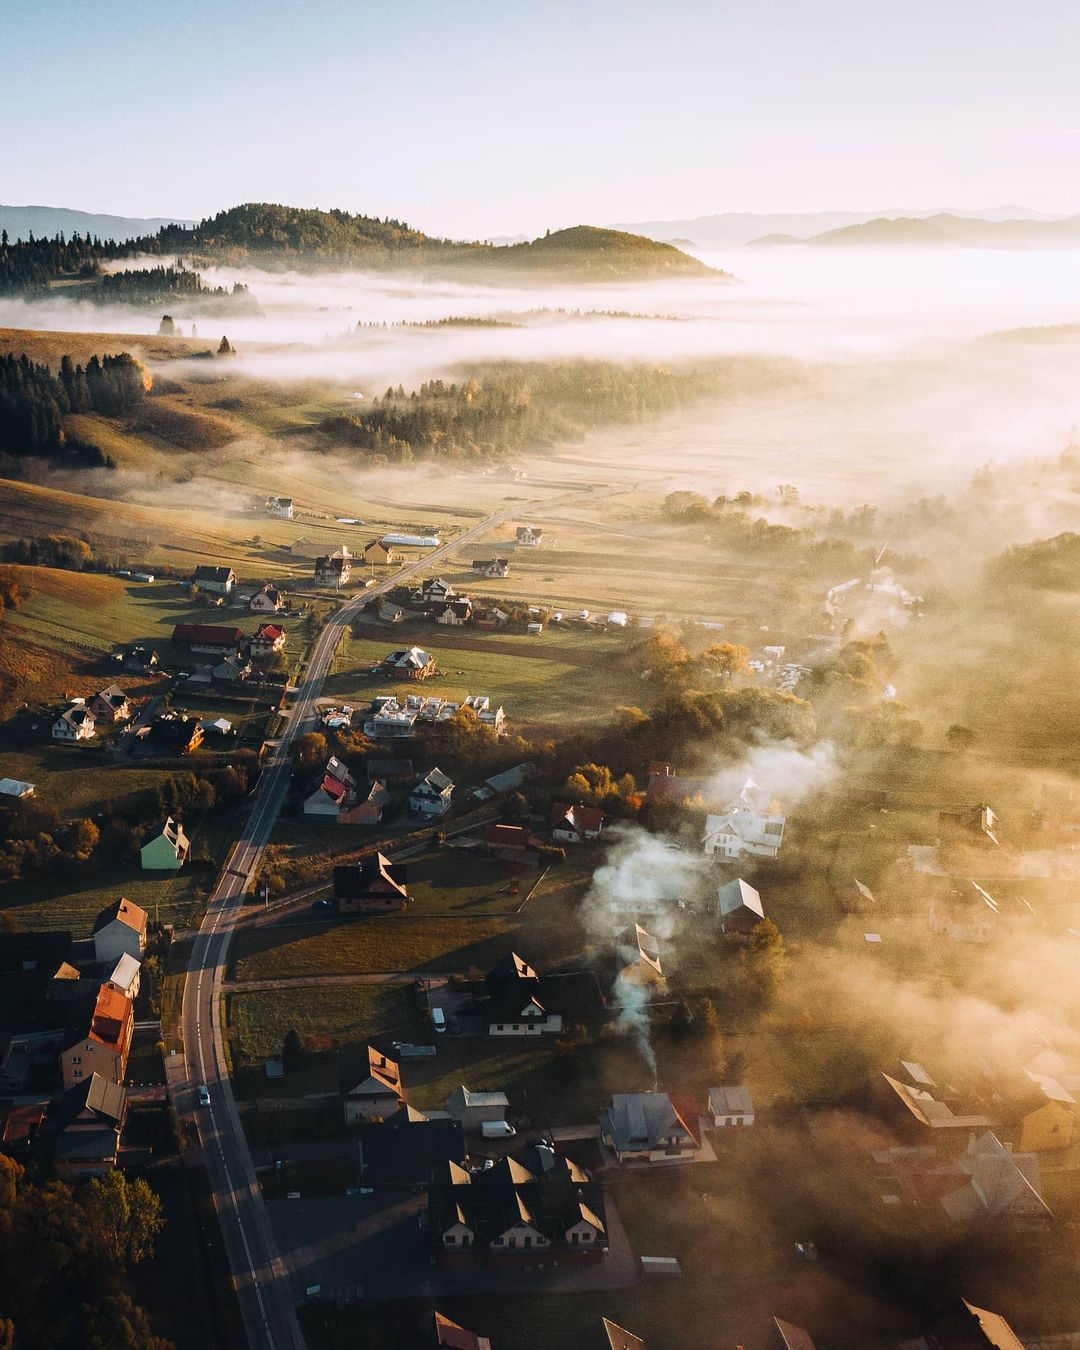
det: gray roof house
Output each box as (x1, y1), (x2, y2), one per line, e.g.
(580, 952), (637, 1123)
(708, 1086), (755, 1128)
(717, 878), (765, 934)
(599, 1092), (701, 1164)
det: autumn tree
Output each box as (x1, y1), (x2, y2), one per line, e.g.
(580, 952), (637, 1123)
(741, 918), (787, 1003)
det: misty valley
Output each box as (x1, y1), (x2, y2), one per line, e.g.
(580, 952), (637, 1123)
(2, 201), (1080, 1350)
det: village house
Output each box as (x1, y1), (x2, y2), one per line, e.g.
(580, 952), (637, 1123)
(341, 1045), (407, 1122)
(104, 953), (141, 1001)
(53, 1073), (128, 1179)
(264, 495), (294, 519)
(382, 646), (438, 681)
(212, 654), (252, 684)
(92, 898), (148, 965)
(873, 1070), (992, 1141)
(473, 606), (509, 630)
(140, 816), (190, 871)
(60, 985), (134, 1090)
(600, 1092), (702, 1164)
(985, 1067), (1078, 1153)
(89, 684), (132, 725)
(334, 853), (409, 914)
(0, 777), (35, 799)
(354, 1104), (464, 1189)
(928, 881), (1000, 943)
(484, 952), (561, 1038)
(515, 525), (543, 547)
(718, 878), (766, 935)
(709, 1085), (756, 1128)
(940, 804), (1001, 847)
(171, 623), (244, 657)
(436, 598), (474, 627)
(315, 551), (352, 586)
(368, 758), (415, 786)
(445, 1086), (512, 1132)
(938, 1131), (1052, 1227)
(363, 539), (400, 566)
(304, 756), (358, 818)
(428, 1146), (607, 1264)
(53, 706), (96, 742)
(837, 878), (877, 914)
(341, 779), (390, 827)
(250, 583), (286, 612)
(433, 1312), (491, 1350)
(772, 1320), (816, 1350)
(122, 644), (159, 673)
(420, 577), (456, 605)
(471, 558), (510, 579)
(482, 823), (541, 859)
(464, 694), (505, 732)
(191, 565), (236, 595)
(551, 802), (605, 843)
(148, 712), (204, 755)
(703, 780), (786, 861)
(613, 923), (666, 997)
(410, 767), (455, 818)
(382, 532), (440, 549)
(251, 622), (286, 653)
(379, 601), (405, 624)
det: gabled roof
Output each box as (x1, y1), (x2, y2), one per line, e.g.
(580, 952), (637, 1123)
(773, 1320), (816, 1350)
(960, 1298), (1028, 1350)
(108, 953), (141, 992)
(601, 1319), (646, 1350)
(171, 623), (243, 645)
(415, 766), (454, 793)
(551, 801), (605, 833)
(708, 1085), (754, 1116)
(56, 707), (94, 730)
(61, 1071), (127, 1128)
(434, 1311), (492, 1350)
(343, 1045), (404, 1100)
(93, 897), (148, 936)
(335, 853), (408, 902)
(254, 622), (285, 641)
(94, 684), (129, 707)
(601, 1092), (700, 1153)
(192, 565), (235, 583)
(717, 878), (764, 919)
(941, 1131), (1051, 1222)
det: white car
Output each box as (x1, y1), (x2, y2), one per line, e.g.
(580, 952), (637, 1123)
(197, 1085), (211, 1108)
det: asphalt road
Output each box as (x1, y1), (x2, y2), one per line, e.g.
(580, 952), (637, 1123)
(177, 502), (527, 1349)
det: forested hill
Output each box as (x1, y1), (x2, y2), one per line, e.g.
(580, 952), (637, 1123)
(140, 203), (725, 280)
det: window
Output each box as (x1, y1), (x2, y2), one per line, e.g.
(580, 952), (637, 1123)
(72, 1069), (82, 1077)
(445, 1235), (455, 1246)
(570, 1231), (578, 1245)
(71, 1056), (82, 1064)
(523, 1236), (532, 1249)
(764, 822), (783, 836)
(508, 1236), (516, 1249)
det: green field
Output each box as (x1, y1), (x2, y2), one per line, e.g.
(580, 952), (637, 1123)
(226, 982), (414, 1065)
(326, 623), (639, 726)
(1, 863), (207, 935)
(0, 747), (170, 813)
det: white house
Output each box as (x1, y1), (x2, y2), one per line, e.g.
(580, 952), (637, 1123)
(928, 881), (999, 943)
(410, 767), (454, 818)
(250, 584), (286, 612)
(192, 566), (236, 595)
(88, 685), (131, 724)
(105, 953), (142, 1001)
(708, 1085), (755, 1128)
(516, 525), (543, 547)
(304, 757), (357, 818)
(342, 1046), (406, 1122)
(0, 778), (35, 799)
(264, 495), (294, 519)
(551, 802), (605, 843)
(445, 1086), (511, 1130)
(53, 707), (96, 742)
(703, 780), (785, 861)
(600, 1093), (701, 1164)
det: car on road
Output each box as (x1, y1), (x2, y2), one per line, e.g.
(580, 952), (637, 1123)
(197, 1085), (211, 1107)
(312, 897), (334, 910)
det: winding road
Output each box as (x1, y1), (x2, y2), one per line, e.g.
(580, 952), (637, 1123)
(178, 492), (594, 1348)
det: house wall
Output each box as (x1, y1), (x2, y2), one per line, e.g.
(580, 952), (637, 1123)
(491, 1222), (549, 1251)
(344, 1091), (401, 1123)
(61, 1036), (127, 1091)
(338, 894), (406, 914)
(93, 922), (144, 965)
(713, 1112), (755, 1128)
(565, 1219), (601, 1245)
(411, 792), (451, 817)
(1019, 1102), (1076, 1152)
(488, 1016), (561, 1037)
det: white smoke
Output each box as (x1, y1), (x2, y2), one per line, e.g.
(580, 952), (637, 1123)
(702, 739), (838, 813)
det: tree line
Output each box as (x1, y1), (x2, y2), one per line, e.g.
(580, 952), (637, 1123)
(0, 350), (147, 463)
(320, 358), (792, 465)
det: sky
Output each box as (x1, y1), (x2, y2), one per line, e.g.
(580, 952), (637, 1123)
(3, 0), (1080, 238)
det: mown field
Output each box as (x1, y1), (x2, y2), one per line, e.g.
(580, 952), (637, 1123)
(326, 623), (640, 726)
(226, 983), (414, 1066)
(1, 863), (207, 935)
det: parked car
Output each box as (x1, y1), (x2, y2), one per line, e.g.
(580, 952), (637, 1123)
(197, 1085), (210, 1108)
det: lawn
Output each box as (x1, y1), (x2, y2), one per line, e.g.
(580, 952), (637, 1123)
(0, 862), (208, 934)
(324, 624), (640, 727)
(0, 746), (171, 814)
(232, 915), (515, 980)
(226, 982), (415, 1068)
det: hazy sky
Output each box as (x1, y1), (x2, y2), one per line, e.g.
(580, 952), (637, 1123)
(4, 0), (1080, 237)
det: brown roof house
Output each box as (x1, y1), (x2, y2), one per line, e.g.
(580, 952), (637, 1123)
(334, 854), (409, 914)
(432, 1311), (492, 1350)
(551, 802), (605, 843)
(341, 1045), (407, 1122)
(60, 986), (134, 1091)
(89, 684), (132, 724)
(92, 898), (148, 965)
(54, 1073), (128, 1179)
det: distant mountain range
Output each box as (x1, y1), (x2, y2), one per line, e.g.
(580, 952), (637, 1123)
(611, 207), (1065, 249)
(759, 212), (1080, 249)
(0, 204), (196, 242)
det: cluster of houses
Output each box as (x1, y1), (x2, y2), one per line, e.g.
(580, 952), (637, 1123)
(302, 755), (455, 825)
(168, 618), (286, 685)
(0, 899), (150, 1178)
(52, 684), (133, 743)
(364, 691), (506, 741)
(866, 1049), (1080, 1233)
